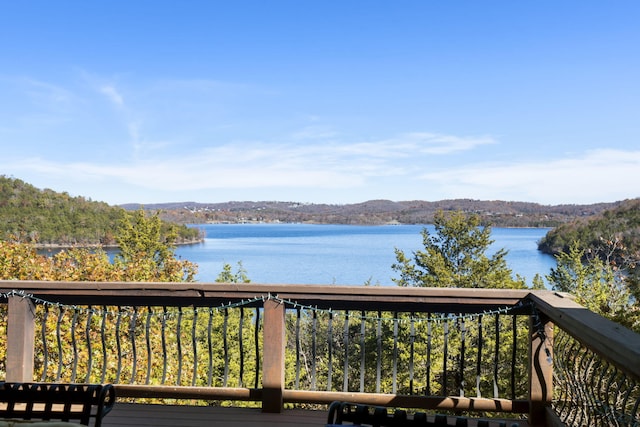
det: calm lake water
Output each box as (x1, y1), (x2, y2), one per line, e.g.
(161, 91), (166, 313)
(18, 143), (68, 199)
(177, 224), (556, 287)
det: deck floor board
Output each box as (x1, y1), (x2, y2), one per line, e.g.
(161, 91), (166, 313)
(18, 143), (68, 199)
(101, 403), (528, 427)
(102, 403), (327, 427)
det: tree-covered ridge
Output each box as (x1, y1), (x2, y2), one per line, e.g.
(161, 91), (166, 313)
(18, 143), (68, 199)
(134, 198), (623, 228)
(0, 176), (201, 246)
(540, 199), (640, 331)
(538, 198), (640, 257)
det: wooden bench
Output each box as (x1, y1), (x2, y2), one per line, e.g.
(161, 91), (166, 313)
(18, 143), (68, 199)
(327, 401), (520, 427)
(0, 383), (115, 427)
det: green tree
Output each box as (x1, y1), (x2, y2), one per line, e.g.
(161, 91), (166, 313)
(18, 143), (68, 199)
(538, 198), (640, 260)
(114, 209), (197, 282)
(215, 262), (250, 283)
(0, 240), (49, 280)
(547, 242), (639, 331)
(392, 211), (525, 289)
(388, 211), (529, 402)
(530, 273), (547, 290)
(116, 209), (174, 266)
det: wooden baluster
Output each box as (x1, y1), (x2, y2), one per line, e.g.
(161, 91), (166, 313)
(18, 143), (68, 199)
(7, 295), (36, 382)
(262, 298), (285, 413)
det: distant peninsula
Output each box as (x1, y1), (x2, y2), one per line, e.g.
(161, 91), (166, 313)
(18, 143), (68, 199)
(123, 199), (630, 229)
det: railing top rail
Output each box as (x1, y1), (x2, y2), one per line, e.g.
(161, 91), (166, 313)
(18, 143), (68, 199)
(0, 280), (531, 313)
(527, 291), (640, 381)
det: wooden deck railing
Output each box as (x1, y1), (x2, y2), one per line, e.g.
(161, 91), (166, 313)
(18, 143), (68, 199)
(1, 281), (639, 427)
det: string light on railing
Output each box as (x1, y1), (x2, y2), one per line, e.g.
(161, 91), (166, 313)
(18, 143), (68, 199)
(2, 290), (267, 319)
(3, 289), (533, 325)
(270, 295), (532, 324)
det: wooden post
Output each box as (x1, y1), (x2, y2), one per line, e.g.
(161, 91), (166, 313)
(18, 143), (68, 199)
(262, 298), (285, 413)
(529, 312), (553, 427)
(6, 295), (36, 382)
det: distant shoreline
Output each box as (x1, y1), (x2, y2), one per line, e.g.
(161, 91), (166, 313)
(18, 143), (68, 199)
(34, 237), (204, 251)
(199, 220), (550, 229)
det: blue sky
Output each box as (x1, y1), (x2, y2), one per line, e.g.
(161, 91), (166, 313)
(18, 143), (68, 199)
(1, 1), (639, 206)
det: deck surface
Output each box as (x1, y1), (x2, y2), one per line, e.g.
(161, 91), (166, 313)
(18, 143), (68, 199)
(102, 403), (327, 427)
(102, 403), (527, 427)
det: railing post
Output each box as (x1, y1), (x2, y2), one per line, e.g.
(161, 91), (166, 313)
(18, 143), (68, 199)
(262, 298), (285, 413)
(529, 312), (554, 427)
(6, 295), (36, 382)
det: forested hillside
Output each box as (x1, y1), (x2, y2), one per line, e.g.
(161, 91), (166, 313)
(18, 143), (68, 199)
(0, 176), (201, 246)
(126, 199), (622, 227)
(540, 198), (640, 331)
(538, 198), (640, 257)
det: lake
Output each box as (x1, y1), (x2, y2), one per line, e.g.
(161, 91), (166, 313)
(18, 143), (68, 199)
(177, 224), (556, 287)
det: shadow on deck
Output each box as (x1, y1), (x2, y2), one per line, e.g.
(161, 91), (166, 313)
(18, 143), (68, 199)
(102, 403), (529, 427)
(103, 403), (327, 427)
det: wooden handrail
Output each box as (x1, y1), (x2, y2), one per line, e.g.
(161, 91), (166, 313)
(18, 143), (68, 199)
(527, 291), (640, 380)
(0, 281), (530, 312)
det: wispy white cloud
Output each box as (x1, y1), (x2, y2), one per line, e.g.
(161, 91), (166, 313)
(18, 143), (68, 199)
(95, 82), (158, 156)
(290, 125), (339, 140)
(0, 77), (77, 128)
(100, 85), (125, 108)
(419, 149), (640, 204)
(4, 144), (638, 205)
(4, 142), (364, 192)
(5, 129), (460, 193)
(405, 132), (497, 154)
(23, 79), (75, 108)
(330, 132), (496, 160)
